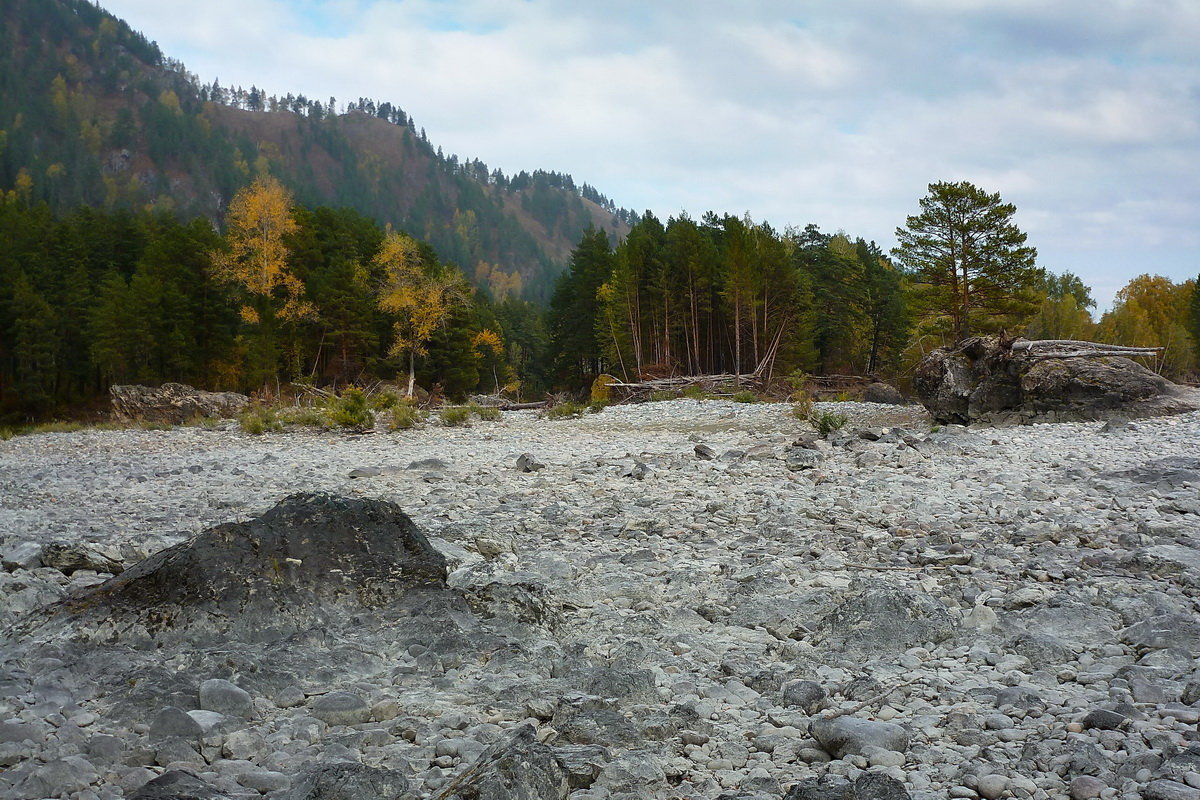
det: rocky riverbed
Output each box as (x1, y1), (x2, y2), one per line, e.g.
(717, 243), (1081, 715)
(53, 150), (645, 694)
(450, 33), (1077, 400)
(1, 399), (1198, 800)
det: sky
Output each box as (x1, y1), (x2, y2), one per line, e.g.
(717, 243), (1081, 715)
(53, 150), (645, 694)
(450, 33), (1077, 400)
(98, 0), (1200, 309)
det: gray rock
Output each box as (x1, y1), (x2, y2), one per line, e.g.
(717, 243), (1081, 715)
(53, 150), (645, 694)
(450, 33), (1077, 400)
(812, 583), (956, 660)
(852, 773), (911, 799)
(786, 448), (823, 471)
(286, 762), (411, 800)
(40, 493), (448, 645)
(862, 382), (905, 405)
(1143, 780), (1200, 800)
(1130, 546), (1200, 582)
(408, 458), (450, 470)
(2, 541), (43, 571)
(87, 733), (125, 763)
(347, 467), (381, 478)
(1069, 775), (1108, 800)
(1157, 751), (1200, 783)
(41, 541), (124, 575)
(781, 680), (828, 714)
(309, 692), (370, 726)
(810, 716), (910, 759)
(913, 336), (1197, 424)
(1006, 632), (1078, 667)
(435, 723), (569, 800)
(694, 443), (716, 459)
(149, 707), (204, 741)
(198, 679), (253, 719)
(783, 774), (907, 800)
(552, 744), (610, 790)
(1082, 709), (1128, 731)
(516, 453), (545, 472)
(977, 774), (1008, 800)
(238, 770), (290, 793)
(110, 382), (249, 424)
(129, 769), (234, 800)
(1121, 614), (1200, 655)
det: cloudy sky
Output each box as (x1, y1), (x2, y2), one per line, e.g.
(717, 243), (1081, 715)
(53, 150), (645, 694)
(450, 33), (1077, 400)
(99, 0), (1199, 308)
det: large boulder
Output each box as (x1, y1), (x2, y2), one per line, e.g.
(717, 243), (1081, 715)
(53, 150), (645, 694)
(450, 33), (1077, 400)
(110, 382), (249, 424)
(435, 724), (570, 800)
(914, 337), (1198, 424)
(50, 493), (447, 645)
(809, 583), (956, 662)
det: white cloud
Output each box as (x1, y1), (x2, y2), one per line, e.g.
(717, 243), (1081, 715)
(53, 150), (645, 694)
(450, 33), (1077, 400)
(98, 0), (1200, 305)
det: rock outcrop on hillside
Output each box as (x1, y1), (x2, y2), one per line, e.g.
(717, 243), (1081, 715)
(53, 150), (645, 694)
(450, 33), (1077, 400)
(914, 337), (1199, 424)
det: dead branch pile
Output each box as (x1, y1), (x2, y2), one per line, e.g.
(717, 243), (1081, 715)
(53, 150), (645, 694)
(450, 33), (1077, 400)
(607, 372), (766, 402)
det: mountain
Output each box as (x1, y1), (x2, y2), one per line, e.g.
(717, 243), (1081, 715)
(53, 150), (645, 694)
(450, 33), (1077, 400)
(0, 0), (634, 300)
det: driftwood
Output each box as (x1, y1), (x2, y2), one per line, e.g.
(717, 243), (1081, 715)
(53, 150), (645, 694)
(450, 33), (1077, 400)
(609, 325), (786, 401)
(1008, 338), (1162, 360)
(607, 372), (767, 402)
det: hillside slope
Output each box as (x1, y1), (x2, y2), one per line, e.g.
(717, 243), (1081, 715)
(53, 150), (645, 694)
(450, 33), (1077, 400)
(0, 0), (632, 299)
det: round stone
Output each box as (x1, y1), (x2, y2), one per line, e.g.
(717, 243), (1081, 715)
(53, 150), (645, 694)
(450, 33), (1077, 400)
(198, 678), (253, 718)
(1069, 776), (1107, 800)
(978, 774), (1009, 799)
(309, 691), (370, 726)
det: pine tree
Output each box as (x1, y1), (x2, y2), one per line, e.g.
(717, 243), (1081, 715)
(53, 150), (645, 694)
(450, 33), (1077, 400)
(893, 181), (1040, 341)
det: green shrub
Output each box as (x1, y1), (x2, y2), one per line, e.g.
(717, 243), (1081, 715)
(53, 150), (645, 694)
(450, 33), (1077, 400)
(471, 403), (502, 421)
(327, 388), (374, 431)
(648, 390), (675, 402)
(790, 391), (814, 419)
(681, 385), (710, 400)
(239, 407), (282, 435)
(732, 390), (758, 403)
(544, 401), (586, 420)
(809, 409), (848, 436)
(369, 390), (402, 411)
(182, 415), (222, 429)
(440, 407), (471, 427)
(389, 404), (425, 430)
(588, 400), (608, 414)
(279, 405), (329, 428)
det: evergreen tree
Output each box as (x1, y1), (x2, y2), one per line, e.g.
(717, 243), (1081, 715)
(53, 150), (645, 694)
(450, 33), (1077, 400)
(549, 226), (615, 384)
(893, 181), (1041, 341)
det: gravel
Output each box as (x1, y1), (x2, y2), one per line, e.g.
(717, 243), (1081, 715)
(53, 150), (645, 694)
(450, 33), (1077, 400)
(1, 399), (1198, 800)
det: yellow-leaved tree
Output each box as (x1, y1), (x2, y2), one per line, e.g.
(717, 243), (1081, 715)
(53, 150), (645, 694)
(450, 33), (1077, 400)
(210, 175), (315, 389)
(471, 328), (505, 394)
(1097, 274), (1196, 377)
(374, 232), (469, 397)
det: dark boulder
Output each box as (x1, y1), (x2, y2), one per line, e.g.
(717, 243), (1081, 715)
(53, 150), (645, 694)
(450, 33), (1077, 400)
(285, 762), (413, 800)
(129, 770), (234, 800)
(434, 723), (570, 800)
(913, 337), (1198, 424)
(810, 583), (956, 661)
(862, 382), (905, 405)
(110, 382), (249, 424)
(54, 493), (447, 645)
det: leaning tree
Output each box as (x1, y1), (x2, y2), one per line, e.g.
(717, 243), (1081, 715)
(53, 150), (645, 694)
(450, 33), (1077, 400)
(893, 181), (1042, 341)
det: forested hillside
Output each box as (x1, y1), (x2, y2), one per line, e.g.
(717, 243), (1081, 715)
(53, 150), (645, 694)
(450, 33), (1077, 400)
(2, 1), (1197, 426)
(0, 0), (632, 301)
